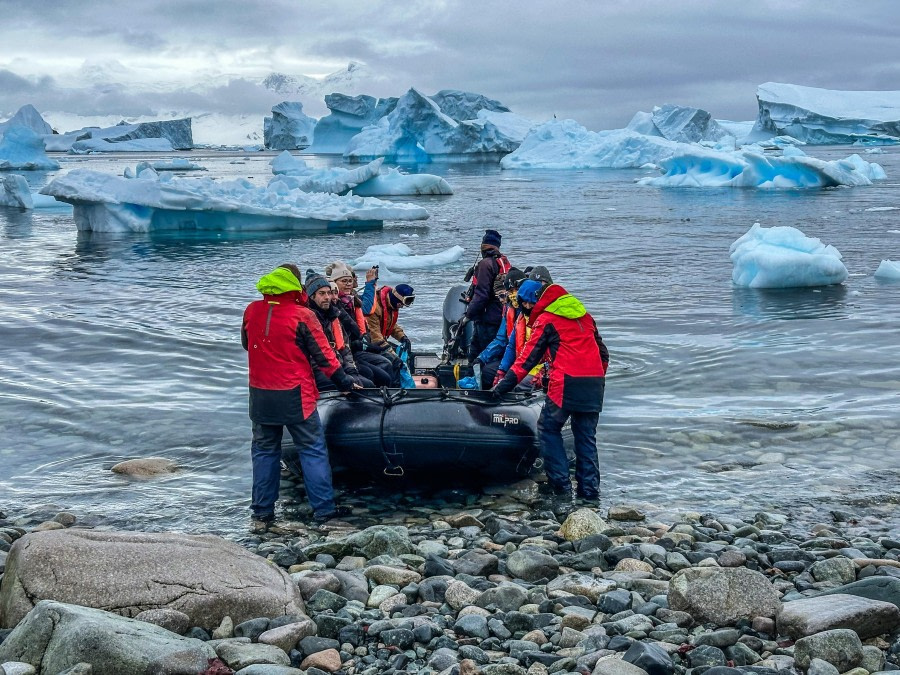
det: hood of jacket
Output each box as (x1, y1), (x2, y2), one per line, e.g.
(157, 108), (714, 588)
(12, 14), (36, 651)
(256, 267), (303, 296)
(531, 283), (587, 323)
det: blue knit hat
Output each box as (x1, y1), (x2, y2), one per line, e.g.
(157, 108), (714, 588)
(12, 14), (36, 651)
(517, 279), (542, 304)
(389, 283), (415, 308)
(482, 229), (502, 247)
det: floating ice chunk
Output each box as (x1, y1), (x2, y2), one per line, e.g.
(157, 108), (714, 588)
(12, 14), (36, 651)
(781, 145), (806, 158)
(864, 147), (885, 154)
(351, 242), (465, 271)
(71, 137), (175, 153)
(264, 101), (317, 150)
(864, 206), (899, 212)
(0, 174), (33, 208)
(270, 157), (384, 194)
(639, 147), (886, 189)
(750, 82), (900, 145)
(40, 168), (429, 233)
(46, 118), (193, 153)
(148, 158), (206, 171)
(716, 120), (755, 143)
(874, 260), (900, 281)
(0, 126), (60, 171)
(730, 223), (848, 288)
(270, 150), (309, 174)
(352, 168), (453, 196)
(309, 93), (398, 154)
(500, 120), (685, 169)
(0, 104), (54, 136)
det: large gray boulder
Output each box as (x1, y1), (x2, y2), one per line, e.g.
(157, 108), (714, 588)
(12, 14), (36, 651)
(668, 567), (780, 626)
(0, 599), (215, 674)
(815, 576), (900, 609)
(777, 593), (900, 639)
(0, 529), (304, 630)
(793, 629), (863, 672)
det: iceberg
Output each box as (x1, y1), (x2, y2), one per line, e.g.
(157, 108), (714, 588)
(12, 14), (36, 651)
(0, 126), (60, 171)
(874, 260), (900, 281)
(344, 88), (533, 162)
(751, 82), (900, 145)
(639, 147), (886, 189)
(626, 104), (732, 144)
(309, 94), (398, 154)
(730, 223), (848, 288)
(44, 118), (193, 153)
(270, 153), (452, 196)
(263, 101), (317, 150)
(0, 174), (33, 208)
(429, 90), (510, 120)
(0, 104), (54, 137)
(500, 119), (684, 169)
(351, 242), (464, 271)
(40, 168), (429, 233)
(146, 158), (207, 171)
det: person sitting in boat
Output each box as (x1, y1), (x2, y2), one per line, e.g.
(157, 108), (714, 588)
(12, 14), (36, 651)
(493, 265), (555, 390)
(241, 263), (356, 531)
(326, 261), (393, 387)
(473, 267), (526, 388)
(459, 229), (511, 364)
(492, 279), (610, 505)
(304, 269), (374, 390)
(366, 283), (415, 360)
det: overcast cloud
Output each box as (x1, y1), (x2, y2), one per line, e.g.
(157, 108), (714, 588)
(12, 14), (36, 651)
(1, 0), (898, 128)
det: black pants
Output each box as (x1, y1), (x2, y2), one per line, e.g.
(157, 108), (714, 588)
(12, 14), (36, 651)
(480, 358), (501, 389)
(355, 352), (393, 387)
(468, 320), (500, 363)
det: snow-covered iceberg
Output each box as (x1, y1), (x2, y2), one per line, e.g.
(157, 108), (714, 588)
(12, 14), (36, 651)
(0, 174), (33, 208)
(263, 101), (317, 150)
(0, 126), (60, 171)
(0, 104), (54, 137)
(270, 152), (453, 196)
(751, 82), (900, 145)
(639, 146), (886, 188)
(730, 223), (848, 288)
(874, 260), (900, 281)
(44, 118), (193, 153)
(40, 168), (429, 233)
(500, 120), (684, 169)
(626, 104), (732, 144)
(145, 158), (207, 171)
(309, 94), (398, 154)
(351, 242), (464, 271)
(344, 88), (534, 162)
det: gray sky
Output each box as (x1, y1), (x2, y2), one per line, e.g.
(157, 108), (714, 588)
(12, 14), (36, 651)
(1, 0), (898, 128)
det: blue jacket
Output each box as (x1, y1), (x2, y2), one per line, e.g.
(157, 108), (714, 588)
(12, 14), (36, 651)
(360, 279), (376, 315)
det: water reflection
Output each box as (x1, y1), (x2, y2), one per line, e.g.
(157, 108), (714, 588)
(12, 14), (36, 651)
(732, 284), (849, 320)
(0, 206), (34, 237)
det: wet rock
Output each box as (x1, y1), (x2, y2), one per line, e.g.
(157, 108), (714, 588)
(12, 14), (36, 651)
(794, 629), (864, 672)
(622, 640), (674, 675)
(299, 647), (341, 672)
(816, 577), (900, 609)
(133, 608), (191, 634)
(110, 457), (179, 477)
(453, 550), (499, 576)
(547, 573), (616, 603)
(428, 647), (459, 671)
(258, 619), (316, 652)
(235, 618), (271, 641)
(597, 589), (632, 615)
(305, 589), (348, 614)
(608, 506), (646, 522)
(424, 553), (456, 577)
(380, 627), (414, 649)
(592, 655), (651, 675)
(507, 549), (560, 582)
(294, 571), (341, 600)
(0, 600), (215, 673)
(303, 525), (413, 560)
(475, 583), (528, 612)
(217, 641), (291, 669)
(454, 614), (489, 639)
(446, 580), (482, 610)
(807, 657), (840, 675)
(687, 644), (728, 669)
(363, 564), (421, 586)
(446, 513), (485, 529)
(810, 557), (857, 585)
(777, 593), (900, 639)
(0, 529), (304, 630)
(211, 615), (234, 639)
(668, 567), (780, 625)
(559, 509), (608, 541)
(692, 628), (740, 648)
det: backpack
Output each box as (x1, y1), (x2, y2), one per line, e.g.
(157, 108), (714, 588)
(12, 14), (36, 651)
(492, 254), (511, 300)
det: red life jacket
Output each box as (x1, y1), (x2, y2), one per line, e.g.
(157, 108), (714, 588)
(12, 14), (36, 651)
(377, 286), (399, 338)
(330, 317), (346, 351)
(504, 305), (516, 338)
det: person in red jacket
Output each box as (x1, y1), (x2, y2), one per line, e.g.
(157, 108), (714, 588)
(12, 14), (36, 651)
(492, 280), (610, 504)
(241, 263), (356, 531)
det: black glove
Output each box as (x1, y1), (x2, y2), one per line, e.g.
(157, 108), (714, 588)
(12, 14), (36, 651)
(489, 386), (504, 401)
(493, 372), (515, 398)
(400, 336), (412, 354)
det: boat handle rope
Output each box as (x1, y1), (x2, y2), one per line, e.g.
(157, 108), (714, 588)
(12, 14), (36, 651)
(378, 387), (405, 477)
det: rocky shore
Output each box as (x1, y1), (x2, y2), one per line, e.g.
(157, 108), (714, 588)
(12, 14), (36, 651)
(1, 485), (899, 675)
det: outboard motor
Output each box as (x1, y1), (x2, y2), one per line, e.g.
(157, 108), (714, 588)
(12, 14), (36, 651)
(441, 284), (474, 361)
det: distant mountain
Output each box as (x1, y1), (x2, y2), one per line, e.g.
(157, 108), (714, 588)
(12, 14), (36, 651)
(262, 62), (372, 103)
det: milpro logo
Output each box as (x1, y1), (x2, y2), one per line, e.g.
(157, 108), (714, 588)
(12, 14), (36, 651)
(492, 413), (520, 427)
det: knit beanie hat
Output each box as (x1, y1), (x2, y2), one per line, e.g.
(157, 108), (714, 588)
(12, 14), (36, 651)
(304, 268), (331, 296)
(326, 260), (354, 281)
(482, 229), (502, 247)
(388, 283), (415, 308)
(527, 265), (553, 284)
(517, 280), (543, 304)
(504, 267), (527, 291)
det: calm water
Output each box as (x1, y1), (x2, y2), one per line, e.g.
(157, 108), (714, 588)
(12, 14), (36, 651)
(1, 148), (899, 537)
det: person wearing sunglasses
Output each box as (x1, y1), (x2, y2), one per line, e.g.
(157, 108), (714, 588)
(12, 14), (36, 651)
(365, 282), (415, 361)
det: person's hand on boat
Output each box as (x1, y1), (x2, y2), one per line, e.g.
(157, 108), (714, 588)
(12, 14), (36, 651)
(489, 386), (503, 401)
(342, 383), (364, 395)
(492, 370), (506, 387)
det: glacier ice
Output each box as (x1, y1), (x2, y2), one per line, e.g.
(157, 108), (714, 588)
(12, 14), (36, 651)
(874, 260), (900, 281)
(40, 168), (429, 233)
(0, 126), (60, 171)
(730, 223), (848, 288)
(500, 119), (685, 169)
(0, 174), (33, 208)
(270, 152), (452, 196)
(148, 158), (207, 171)
(44, 118), (193, 153)
(351, 242), (464, 272)
(263, 101), (317, 150)
(0, 104), (54, 137)
(626, 104), (732, 144)
(344, 88), (533, 162)
(751, 82), (900, 145)
(429, 90), (510, 120)
(309, 94), (398, 154)
(639, 147), (886, 189)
